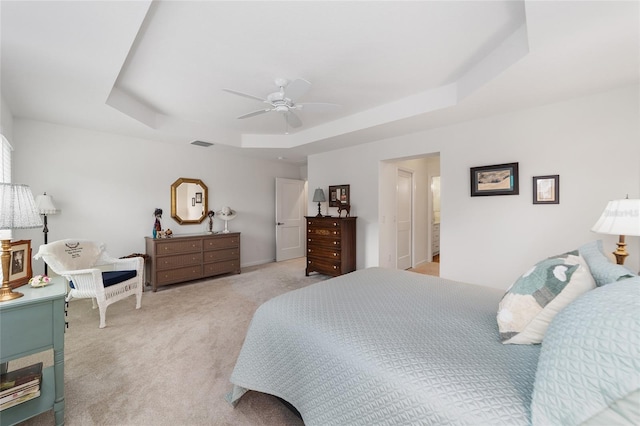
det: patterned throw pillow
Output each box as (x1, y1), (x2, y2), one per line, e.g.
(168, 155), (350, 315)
(531, 277), (640, 425)
(579, 240), (636, 286)
(497, 251), (595, 345)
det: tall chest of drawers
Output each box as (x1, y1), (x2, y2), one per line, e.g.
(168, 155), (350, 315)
(145, 232), (240, 291)
(305, 216), (357, 277)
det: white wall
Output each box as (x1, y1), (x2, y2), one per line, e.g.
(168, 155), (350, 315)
(11, 119), (303, 275)
(309, 86), (640, 289)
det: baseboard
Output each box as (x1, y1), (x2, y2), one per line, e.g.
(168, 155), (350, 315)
(240, 258), (276, 268)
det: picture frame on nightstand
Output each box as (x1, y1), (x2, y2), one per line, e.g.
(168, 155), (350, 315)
(9, 240), (32, 289)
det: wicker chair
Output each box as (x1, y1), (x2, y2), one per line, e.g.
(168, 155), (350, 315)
(34, 239), (143, 328)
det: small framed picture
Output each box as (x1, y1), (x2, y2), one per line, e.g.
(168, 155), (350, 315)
(533, 175), (559, 204)
(195, 192), (202, 203)
(192, 197), (196, 206)
(9, 240), (33, 289)
(328, 185), (350, 207)
(470, 162), (519, 197)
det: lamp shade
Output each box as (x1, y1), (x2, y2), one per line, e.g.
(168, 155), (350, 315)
(35, 192), (58, 215)
(312, 188), (326, 203)
(0, 183), (43, 230)
(591, 199), (640, 236)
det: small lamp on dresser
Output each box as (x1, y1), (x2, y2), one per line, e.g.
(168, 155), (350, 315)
(591, 197), (640, 265)
(312, 188), (326, 217)
(0, 183), (42, 301)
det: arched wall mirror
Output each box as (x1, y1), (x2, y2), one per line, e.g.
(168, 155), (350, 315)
(171, 178), (208, 224)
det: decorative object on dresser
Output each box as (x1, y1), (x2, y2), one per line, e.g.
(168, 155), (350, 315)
(336, 203), (350, 217)
(305, 216), (356, 277)
(34, 192), (58, 275)
(207, 210), (215, 233)
(145, 232), (241, 291)
(0, 183), (42, 302)
(34, 239), (143, 328)
(312, 188), (326, 217)
(8, 240), (33, 289)
(171, 177), (208, 224)
(470, 162), (519, 197)
(217, 207), (237, 234)
(328, 184), (350, 207)
(591, 196), (640, 265)
(153, 208), (163, 238)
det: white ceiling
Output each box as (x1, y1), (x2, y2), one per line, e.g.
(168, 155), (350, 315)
(1, 1), (638, 164)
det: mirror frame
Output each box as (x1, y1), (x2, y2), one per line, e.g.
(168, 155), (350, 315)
(171, 178), (208, 225)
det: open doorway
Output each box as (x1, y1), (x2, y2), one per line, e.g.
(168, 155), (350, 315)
(378, 153), (440, 276)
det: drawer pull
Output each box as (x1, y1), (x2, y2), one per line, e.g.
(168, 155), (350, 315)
(333, 222), (337, 226)
(333, 265), (337, 269)
(333, 242), (337, 245)
(333, 253), (337, 257)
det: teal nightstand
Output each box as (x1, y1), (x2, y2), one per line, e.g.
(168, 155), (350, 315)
(0, 277), (66, 425)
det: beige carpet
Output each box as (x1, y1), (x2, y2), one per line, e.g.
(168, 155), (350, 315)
(14, 258), (328, 426)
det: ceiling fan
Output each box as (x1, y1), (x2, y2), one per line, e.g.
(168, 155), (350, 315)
(223, 78), (340, 130)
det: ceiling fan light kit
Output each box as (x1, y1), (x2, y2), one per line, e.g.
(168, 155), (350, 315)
(223, 78), (340, 131)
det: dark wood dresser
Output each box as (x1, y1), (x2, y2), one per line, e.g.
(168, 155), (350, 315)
(145, 232), (240, 291)
(305, 216), (357, 277)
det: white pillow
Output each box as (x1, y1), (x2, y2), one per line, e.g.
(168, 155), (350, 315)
(497, 251), (595, 344)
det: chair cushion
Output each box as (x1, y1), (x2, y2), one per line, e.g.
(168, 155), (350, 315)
(531, 277), (640, 425)
(35, 239), (104, 273)
(70, 270), (137, 289)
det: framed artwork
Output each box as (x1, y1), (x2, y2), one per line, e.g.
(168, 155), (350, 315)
(192, 197), (196, 206)
(533, 175), (559, 204)
(9, 240), (32, 289)
(470, 162), (519, 197)
(329, 185), (350, 207)
(195, 192), (202, 203)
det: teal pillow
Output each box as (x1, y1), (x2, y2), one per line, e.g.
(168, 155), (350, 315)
(579, 240), (636, 286)
(531, 277), (640, 425)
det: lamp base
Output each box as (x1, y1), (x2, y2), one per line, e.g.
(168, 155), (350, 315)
(316, 202), (322, 217)
(0, 286), (23, 302)
(613, 235), (629, 265)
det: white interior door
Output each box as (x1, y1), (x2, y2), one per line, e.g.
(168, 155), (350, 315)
(275, 178), (306, 261)
(396, 169), (413, 269)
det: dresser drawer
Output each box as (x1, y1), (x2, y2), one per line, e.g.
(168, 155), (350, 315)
(308, 235), (341, 249)
(204, 236), (239, 250)
(156, 253), (202, 270)
(204, 248), (239, 263)
(307, 227), (341, 238)
(204, 260), (240, 276)
(307, 257), (341, 276)
(307, 219), (341, 229)
(157, 265), (203, 285)
(156, 239), (202, 255)
(307, 246), (341, 260)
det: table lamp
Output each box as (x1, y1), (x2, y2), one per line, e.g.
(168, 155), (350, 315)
(35, 192), (58, 275)
(313, 188), (325, 217)
(0, 183), (43, 301)
(591, 197), (640, 265)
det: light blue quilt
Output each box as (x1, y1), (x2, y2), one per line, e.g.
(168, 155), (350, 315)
(228, 267), (540, 425)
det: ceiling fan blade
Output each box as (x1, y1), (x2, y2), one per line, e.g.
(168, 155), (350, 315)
(222, 88), (267, 102)
(284, 78), (311, 102)
(285, 111), (302, 128)
(237, 109), (271, 119)
(296, 102), (341, 112)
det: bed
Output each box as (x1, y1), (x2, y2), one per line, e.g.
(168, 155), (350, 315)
(228, 255), (639, 426)
(227, 267), (540, 425)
